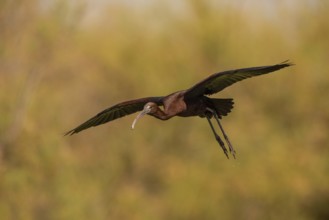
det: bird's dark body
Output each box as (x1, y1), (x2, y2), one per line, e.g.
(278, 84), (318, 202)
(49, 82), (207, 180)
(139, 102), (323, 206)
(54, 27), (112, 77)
(66, 61), (293, 158)
(146, 90), (233, 118)
(160, 91), (208, 118)
(178, 95), (208, 117)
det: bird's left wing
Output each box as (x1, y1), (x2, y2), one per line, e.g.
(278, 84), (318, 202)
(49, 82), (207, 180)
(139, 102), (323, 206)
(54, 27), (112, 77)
(184, 61), (293, 99)
(65, 96), (163, 135)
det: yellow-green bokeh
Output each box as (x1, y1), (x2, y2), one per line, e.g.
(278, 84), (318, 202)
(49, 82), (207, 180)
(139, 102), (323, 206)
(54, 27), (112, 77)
(1, 0), (328, 219)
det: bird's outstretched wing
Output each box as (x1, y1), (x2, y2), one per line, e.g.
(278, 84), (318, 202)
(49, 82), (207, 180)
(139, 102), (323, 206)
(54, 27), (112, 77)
(65, 96), (163, 135)
(185, 61), (293, 99)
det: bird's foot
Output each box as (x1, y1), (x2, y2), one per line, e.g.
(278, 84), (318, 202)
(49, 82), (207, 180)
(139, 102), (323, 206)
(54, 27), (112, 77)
(226, 140), (236, 159)
(224, 148), (229, 159)
(215, 136), (229, 159)
(230, 148), (236, 159)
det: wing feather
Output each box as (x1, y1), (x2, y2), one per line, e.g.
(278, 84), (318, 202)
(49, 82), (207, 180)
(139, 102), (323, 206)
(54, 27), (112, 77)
(185, 61), (293, 98)
(65, 96), (163, 135)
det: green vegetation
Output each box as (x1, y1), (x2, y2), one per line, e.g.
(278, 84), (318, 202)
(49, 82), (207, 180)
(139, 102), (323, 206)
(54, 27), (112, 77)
(1, 0), (328, 219)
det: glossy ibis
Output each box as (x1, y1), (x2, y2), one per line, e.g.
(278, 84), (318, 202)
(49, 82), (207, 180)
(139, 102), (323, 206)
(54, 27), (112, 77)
(66, 61), (293, 158)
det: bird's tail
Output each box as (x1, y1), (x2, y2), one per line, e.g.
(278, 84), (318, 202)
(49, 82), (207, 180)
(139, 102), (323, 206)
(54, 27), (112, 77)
(207, 98), (234, 119)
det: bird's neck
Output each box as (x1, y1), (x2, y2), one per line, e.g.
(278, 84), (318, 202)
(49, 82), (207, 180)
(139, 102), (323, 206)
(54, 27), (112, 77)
(150, 107), (171, 120)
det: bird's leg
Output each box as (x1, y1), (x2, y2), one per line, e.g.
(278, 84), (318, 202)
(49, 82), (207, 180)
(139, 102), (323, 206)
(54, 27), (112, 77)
(206, 116), (229, 159)
(212, 112), (236, 159)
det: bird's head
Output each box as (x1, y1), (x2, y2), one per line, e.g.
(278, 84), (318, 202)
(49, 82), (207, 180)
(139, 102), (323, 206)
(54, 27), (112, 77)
(131, 102), (158, 129)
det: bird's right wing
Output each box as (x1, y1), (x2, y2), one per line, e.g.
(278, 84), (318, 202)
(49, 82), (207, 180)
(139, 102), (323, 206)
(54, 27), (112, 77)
(185, 61), (293, 99)
(65, 96), (163, 135)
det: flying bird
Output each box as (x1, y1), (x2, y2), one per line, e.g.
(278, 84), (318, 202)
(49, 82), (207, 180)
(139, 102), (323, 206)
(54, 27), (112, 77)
(65, 61), (293, 158)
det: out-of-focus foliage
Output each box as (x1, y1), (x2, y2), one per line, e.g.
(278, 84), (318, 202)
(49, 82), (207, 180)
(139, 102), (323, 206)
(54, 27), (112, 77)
(1, 0), (328, 219)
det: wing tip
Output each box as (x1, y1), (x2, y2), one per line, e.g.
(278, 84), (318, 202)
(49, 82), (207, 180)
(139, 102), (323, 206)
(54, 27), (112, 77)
(280, 60), (295, 67)
(64, 129), (76, 136)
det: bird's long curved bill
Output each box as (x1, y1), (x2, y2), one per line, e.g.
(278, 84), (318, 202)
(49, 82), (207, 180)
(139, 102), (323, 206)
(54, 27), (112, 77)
(131, 110), (147, 129)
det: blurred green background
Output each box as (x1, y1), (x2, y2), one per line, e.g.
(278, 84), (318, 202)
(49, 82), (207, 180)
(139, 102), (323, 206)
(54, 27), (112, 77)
(1, 0), (328, 219)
